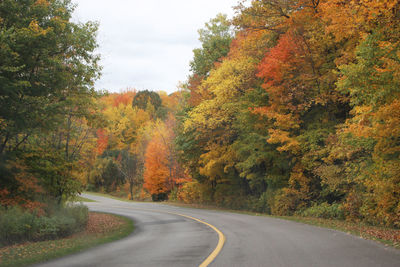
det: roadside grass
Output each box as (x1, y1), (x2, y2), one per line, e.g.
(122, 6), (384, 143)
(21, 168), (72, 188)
(84, 191), (152, 203)
(83, 192), (400, 249)
(0, 212), (134, 267)
(84, 191), (135, 202)
(71, 195), (97, 202)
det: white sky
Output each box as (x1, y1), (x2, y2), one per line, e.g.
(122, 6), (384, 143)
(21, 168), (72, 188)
(72, 0), (238, 94)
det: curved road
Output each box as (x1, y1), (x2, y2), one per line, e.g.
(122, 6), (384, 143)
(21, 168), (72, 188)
(35, 194), (400, 267)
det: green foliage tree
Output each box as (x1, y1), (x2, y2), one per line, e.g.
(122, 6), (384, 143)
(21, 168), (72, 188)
(89, 157), (124, 193)
(132, 90), (162, 114)
(0, 0), (101, 206)
(190, 13), (233, 77)
(0, 0), (100, 154)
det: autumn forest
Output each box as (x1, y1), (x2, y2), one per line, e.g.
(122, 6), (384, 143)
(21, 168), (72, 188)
(1, 0), (400, 245)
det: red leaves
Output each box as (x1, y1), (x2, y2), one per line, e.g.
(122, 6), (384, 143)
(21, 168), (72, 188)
(96, 129), (108, 156)
(112, 91), (136, 107)
(257, 33), (301, 86)
(256, 31), (314, 120)
(1, 161), (46, 215)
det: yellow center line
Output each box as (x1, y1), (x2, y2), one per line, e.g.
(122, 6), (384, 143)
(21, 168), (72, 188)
(109, 205), (225, 267)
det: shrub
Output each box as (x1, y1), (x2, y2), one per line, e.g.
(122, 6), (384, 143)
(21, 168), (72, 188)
(177, 181), (213, 204)
(343, 190), (363, 221)
(213, 184), (249, 210)
(300, 202), (345, 220)
(0, 206), (36, 244)
(0, 204), (89, 246)
(271, 188), (302, 216)
(151, 192), (168, 201)
(35, 216), (58, 240)
(249, 192), (271, 213)
(168, 187), (179, 202)
(86, 183), (97, 192)
(53, 215), (76, 237)
(64, 204), (89, 229)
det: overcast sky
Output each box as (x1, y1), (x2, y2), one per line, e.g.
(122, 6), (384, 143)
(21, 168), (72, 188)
(72, 0), (238, 94)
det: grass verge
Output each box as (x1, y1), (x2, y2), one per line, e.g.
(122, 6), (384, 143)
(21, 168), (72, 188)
(84, 191), (135, 202)
(0, 212), (134, 267)
(71, 195), (97, 202)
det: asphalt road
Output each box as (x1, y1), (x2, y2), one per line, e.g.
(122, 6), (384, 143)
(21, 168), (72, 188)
(35, 193), (400, 267)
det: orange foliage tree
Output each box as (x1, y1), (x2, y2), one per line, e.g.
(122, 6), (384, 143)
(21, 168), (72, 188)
(143, 117), (190, 201)
(143, 128), (170, 201)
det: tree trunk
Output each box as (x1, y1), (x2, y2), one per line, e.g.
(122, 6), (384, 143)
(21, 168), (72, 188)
(129, 178), (134, 200)
(65, 113), (72, 161)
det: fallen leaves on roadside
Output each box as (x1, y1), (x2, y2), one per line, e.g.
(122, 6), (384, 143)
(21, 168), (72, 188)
(86, 213), (125, 235)
(288, 216), (400, 248)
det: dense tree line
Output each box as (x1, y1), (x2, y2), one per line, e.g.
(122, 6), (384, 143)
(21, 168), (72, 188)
(175, 0), (400, 227)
